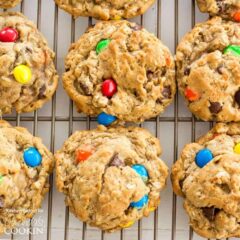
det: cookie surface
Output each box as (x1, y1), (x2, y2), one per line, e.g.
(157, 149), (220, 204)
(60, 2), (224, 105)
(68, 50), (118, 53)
(0, 0), (21, 8)
(172, 123), (240, 238)
(55, 126), (168, 231)
(55, 0), (155, 20)
(176, 17), (240, 122)
(0, 12), (58, 114)
(63, 20), (175, 123)
(0, 120), (54, 234)
(196, 0), (240, 21)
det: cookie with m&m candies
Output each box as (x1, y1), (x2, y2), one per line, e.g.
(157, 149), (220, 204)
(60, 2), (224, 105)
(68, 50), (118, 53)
(55, 125), (168, 232)
(177, 17), (240, 122)
(0, 120), (53, 234)
(63, 20), (175, 123)
(0, 12), (58, 114)
(171, 122), (240, 239)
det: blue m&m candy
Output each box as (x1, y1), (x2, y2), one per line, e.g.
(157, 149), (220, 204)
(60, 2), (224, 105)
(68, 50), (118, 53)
(195, 148), (213, 168)
(23, 147), (42, 167)
(97, 112), (116, 126)
(130, 195), (149, 209)
(132, 164), (148, 183)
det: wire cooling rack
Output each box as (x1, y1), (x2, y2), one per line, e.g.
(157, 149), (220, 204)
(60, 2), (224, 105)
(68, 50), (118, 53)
(0, 0), (235, 240)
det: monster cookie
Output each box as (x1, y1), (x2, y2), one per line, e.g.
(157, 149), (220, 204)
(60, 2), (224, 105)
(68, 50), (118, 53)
(55, 0), (155, 20)
(0, 120), (54, 234)
(63, 20), (175, 124)
(0, 12), (58, 114)
(172, 123), (240, 239)
(55, 126), (168, 231)
(0, 0), (22, 8)
(176, 17), (240, 122)
(196, 0), (240, 21)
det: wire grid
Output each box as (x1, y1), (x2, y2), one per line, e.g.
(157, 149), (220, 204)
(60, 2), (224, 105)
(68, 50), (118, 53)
(0, 0), (235, 240)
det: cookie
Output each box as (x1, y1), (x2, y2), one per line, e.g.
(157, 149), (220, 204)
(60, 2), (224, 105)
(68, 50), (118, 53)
(63, 20), (175, 123)
(0, 120), (54, 234)
(171, 123), (240, 238)
(0, 12), (58, 114)
(55, 125), (168, 231)
(176, 17), (240, 122)
(55, 0), (155, 20)
(0, 0), (22, 8)
(196, 0), (240, 21)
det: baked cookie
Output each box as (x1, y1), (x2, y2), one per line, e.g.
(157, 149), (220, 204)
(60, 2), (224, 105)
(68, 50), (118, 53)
(55, 125), (168, 231)
(55, 0), (155, 20)
(196, 0), (240, 21)
(0, 12), (58, 114)
(0, 120), (54, 234)
(63, 20), (175, 124)
(172, 123), (240, 239)
(0, 0), (22, 8)
(176, 17), (240, 122)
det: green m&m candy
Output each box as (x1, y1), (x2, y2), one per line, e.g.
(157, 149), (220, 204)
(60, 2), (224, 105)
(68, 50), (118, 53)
(96, 39), (111, 55)
(224, 45), (240, 56)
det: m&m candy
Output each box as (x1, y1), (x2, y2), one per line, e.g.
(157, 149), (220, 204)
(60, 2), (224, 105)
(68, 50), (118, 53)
(101, 79), (117, 98)
(13, 65), (32, 84)
(0, 27), (18, 42)
(224, 45), (240, 56)
(97, 112), (117, 126)
(120, 221), (134, 228)
(185, 88), (200, 101)
(23, 147), (42, 167)
(233, 12), (240, 22)
(130, 195), (149, 209)
(195, 148), (213, 168)
(96, 39), (111, 55)
(76, 149), (92, 163)
(234, 143), (240, 154)
(131, 164), (148, 183)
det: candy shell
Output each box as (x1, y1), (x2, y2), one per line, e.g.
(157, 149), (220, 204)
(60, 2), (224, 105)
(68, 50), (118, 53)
(96, 39), (111, 55)
(185, 88), (199, 101)
(13, 65), (32, 84)
(131, 164), (148, 183)
(76, 149), (92, 163)
(224, 45), (240, 56)
(101, 79), (117, 98)
(234, 143), (240, 154)
(23, 147), (42, 167)
(195, 148), (213, 168)
(97, 112), (116, 126)
(0, 27), (18, 42)
(130, 195), (149, 209)
(120, 221), (134, 228)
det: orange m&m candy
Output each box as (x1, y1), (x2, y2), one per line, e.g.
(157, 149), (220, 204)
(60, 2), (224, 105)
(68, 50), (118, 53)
(233, 11), (240, 22)
(76, 149), (92, 163)
(184, 88), (200, 101)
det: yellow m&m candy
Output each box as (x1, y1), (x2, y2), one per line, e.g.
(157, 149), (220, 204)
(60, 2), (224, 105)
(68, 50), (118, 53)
(234, 143), (240, 154)
(13, 65), (32, 84)
(120, 221), (134, 228)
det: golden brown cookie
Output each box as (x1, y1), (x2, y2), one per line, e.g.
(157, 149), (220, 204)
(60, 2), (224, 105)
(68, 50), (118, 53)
(0, 120), (54, 234)
(63, 20), (175, 124)
(0, 0), (22, 8)
(55, 0), (155, 20)
(197, 0), (240, 21)
(172, 123), (240, 239)
(176, 17), (240, 122)
(55, 125), (168, 232)
(0, 12), (58, 114)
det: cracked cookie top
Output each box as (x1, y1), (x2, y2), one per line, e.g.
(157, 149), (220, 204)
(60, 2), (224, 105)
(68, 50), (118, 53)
(196, 0), (240, 21)
(176, 17), (240, 122)
(0, 0), (22, 8)
(172, 123), (240, 239)
(55, 0), (155, 20)
(63, 20), (175, 123)
(0, 120), (54, 234)
(0, 12), (58, 114)
(55, 125), (168, 231)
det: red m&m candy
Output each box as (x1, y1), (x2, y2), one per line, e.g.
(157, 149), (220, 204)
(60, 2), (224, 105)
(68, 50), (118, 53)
(101, 79), (117, 98)
(0, 27), (18, 42)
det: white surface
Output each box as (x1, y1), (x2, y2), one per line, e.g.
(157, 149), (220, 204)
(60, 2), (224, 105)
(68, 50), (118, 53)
(0, 0), (235, 240)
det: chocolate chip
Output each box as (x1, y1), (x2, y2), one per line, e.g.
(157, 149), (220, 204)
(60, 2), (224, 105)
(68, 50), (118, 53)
(147, 70), (154, 79)
(235, 89), (240, 106)
(38, 85), (46, 99)
(202, 207), (220, 221)
(156, 98), (162, 104)
(131, 24), (142, 31)
(184, 67), (191, 76)
(25, 47), (33, 53)
(0, 196), (4, 208)
(109, 154), (125, 167)
(216, 65), (224, 74)
(79, 82), (91, 96)
(216, 0), (225, 13)
(162, 86), (171, 99)
(209, 102), (222, 114)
